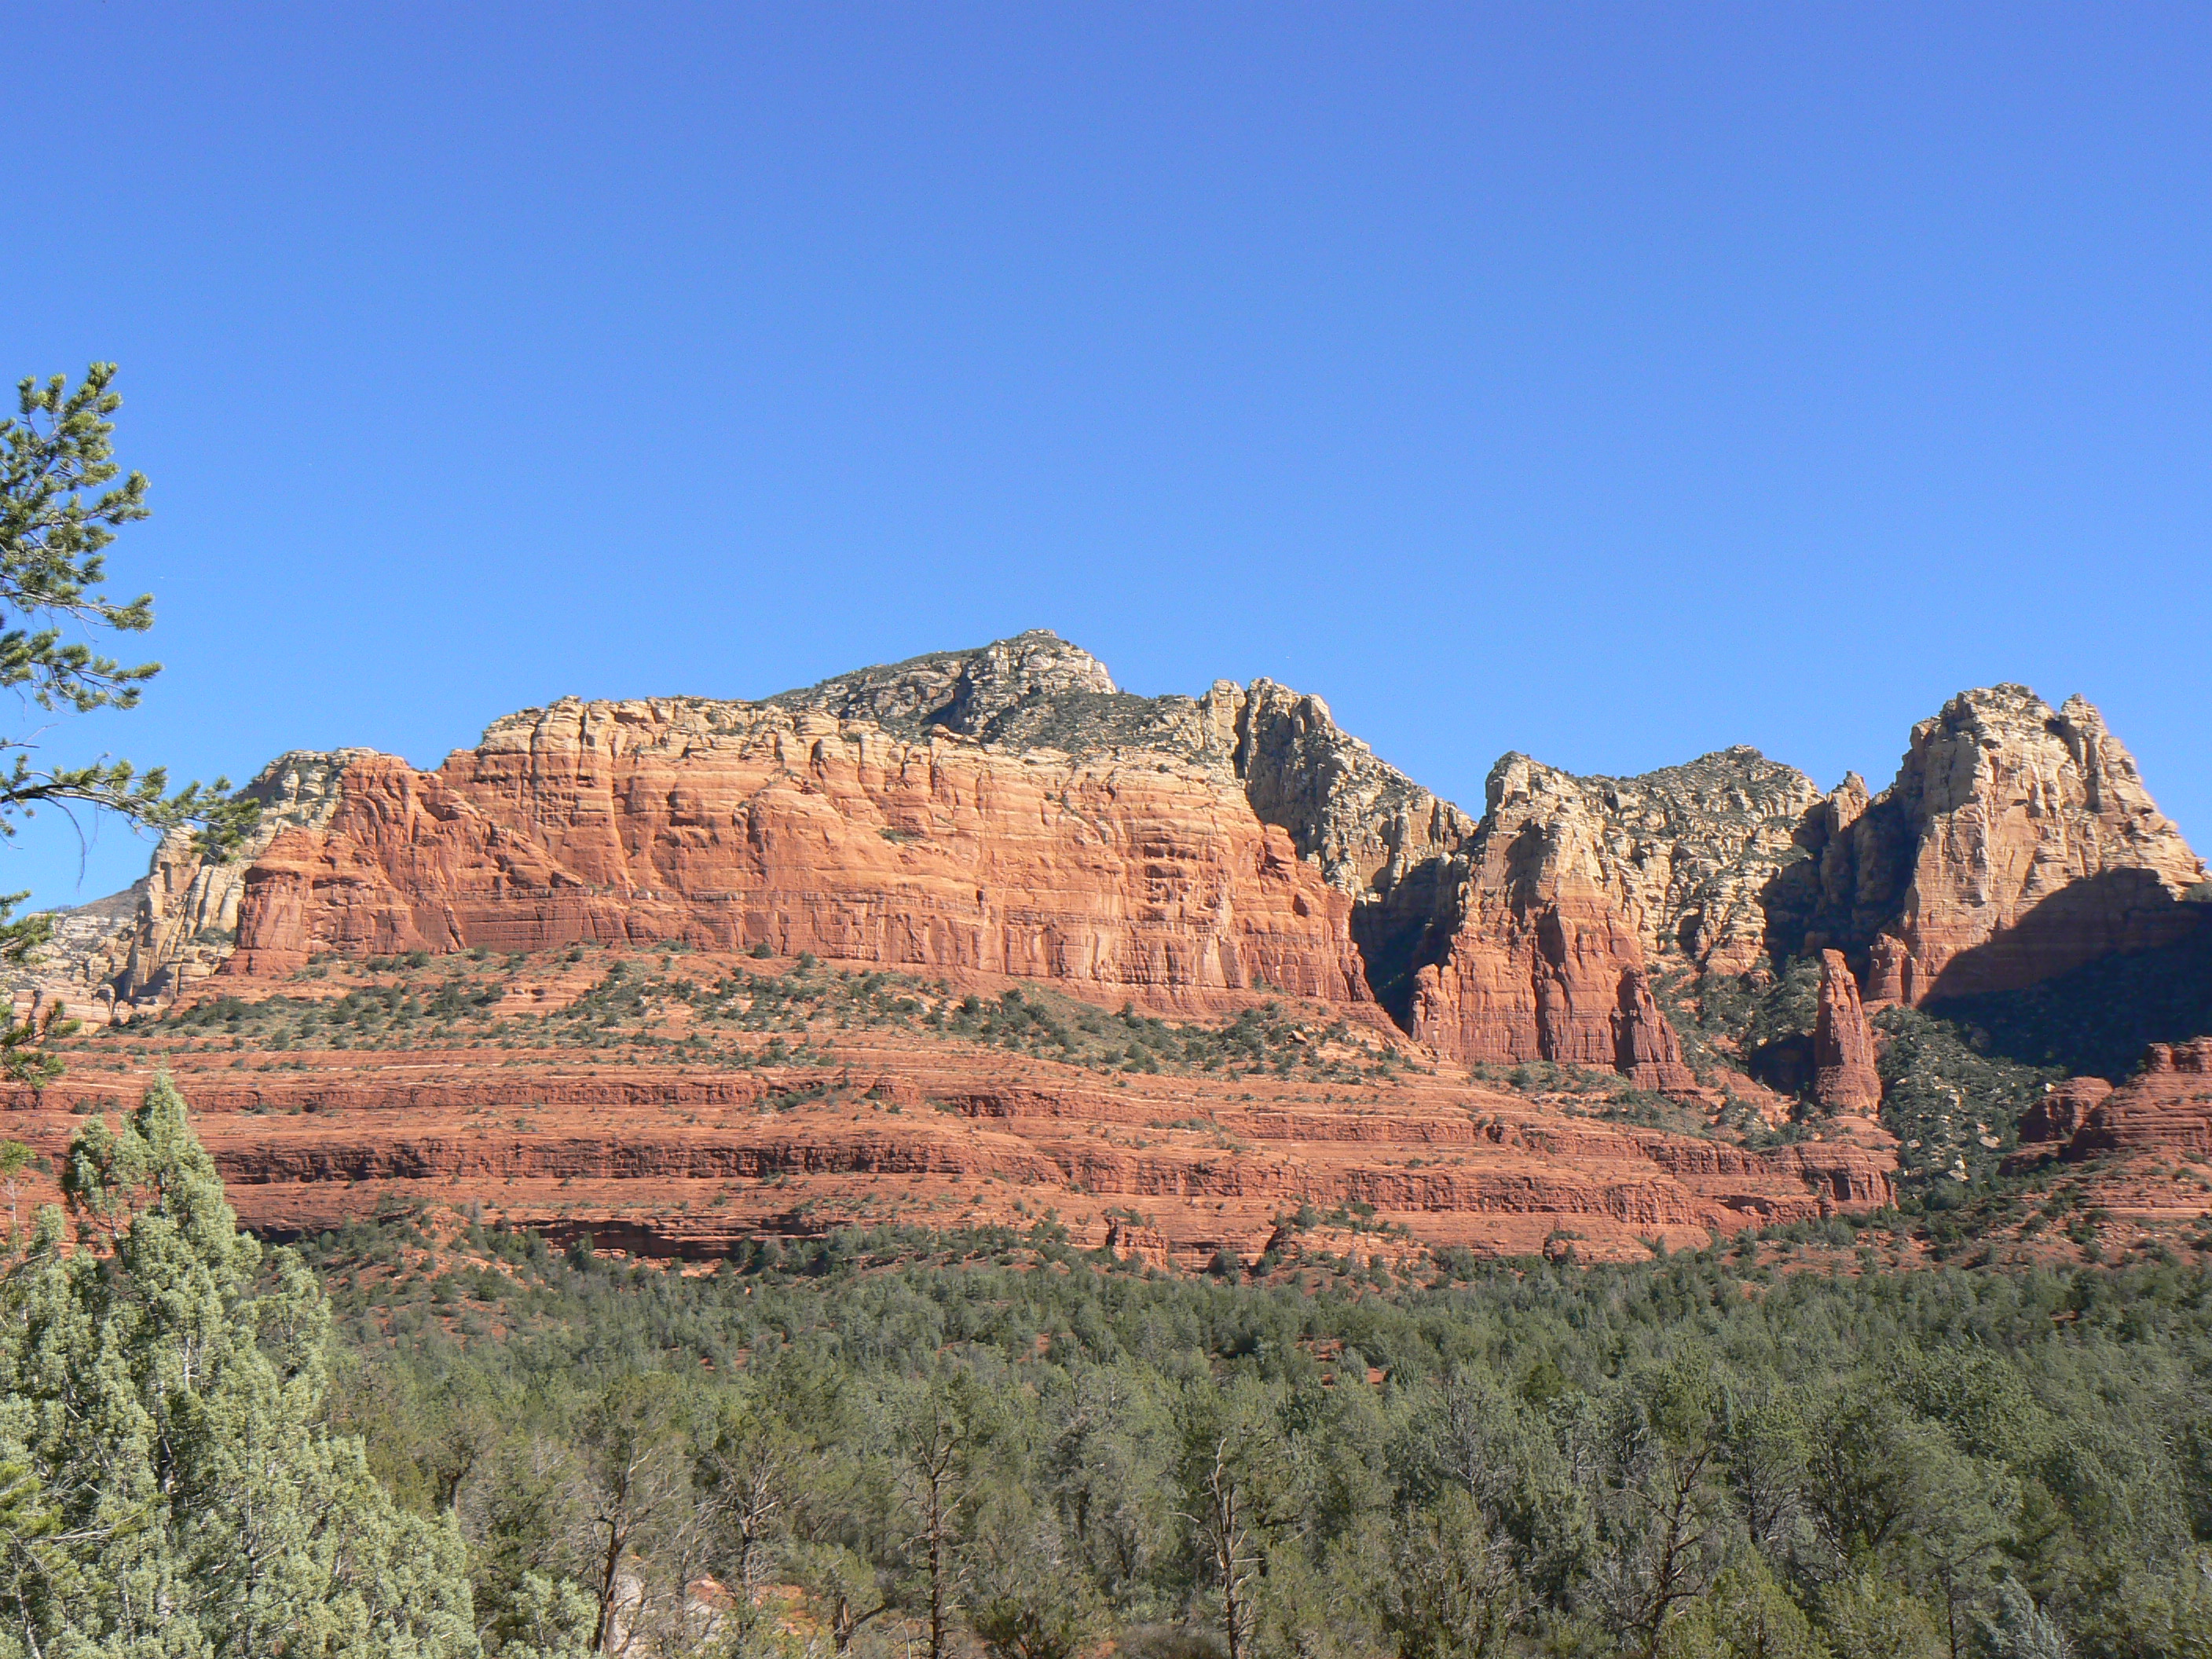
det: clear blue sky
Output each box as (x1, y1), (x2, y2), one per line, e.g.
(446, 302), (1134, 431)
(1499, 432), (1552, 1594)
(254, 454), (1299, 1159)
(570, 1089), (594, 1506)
(7, 3), (2209, 908)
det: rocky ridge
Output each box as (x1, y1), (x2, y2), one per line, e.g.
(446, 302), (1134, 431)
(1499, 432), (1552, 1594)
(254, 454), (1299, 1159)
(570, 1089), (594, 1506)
(14, 635), (2207, 1240)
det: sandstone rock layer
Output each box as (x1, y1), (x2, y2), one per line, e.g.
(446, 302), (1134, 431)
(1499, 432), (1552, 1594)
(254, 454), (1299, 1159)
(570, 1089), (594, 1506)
(2062, 1039), (2212, 1162)
(226, 700), (1371, 1016)
(1812, 950), (1882, 1112)
(7, 948), (1893, 1267)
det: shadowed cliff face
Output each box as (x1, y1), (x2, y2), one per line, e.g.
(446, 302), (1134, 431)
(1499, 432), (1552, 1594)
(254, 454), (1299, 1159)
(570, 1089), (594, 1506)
(1782, 686), (2206, 1004)
(30, 638), (2207, 1100)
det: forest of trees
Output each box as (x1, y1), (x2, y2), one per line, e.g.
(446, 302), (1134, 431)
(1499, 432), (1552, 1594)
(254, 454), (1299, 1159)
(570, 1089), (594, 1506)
(5, 1084), (2210, 1658)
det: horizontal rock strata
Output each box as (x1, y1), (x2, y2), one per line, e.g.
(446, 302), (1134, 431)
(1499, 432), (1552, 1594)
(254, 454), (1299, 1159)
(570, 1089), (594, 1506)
(2062, 1039), (2212, 1161)
(10, 964), (1892, 1267)
(225, 705), (1371, 1016)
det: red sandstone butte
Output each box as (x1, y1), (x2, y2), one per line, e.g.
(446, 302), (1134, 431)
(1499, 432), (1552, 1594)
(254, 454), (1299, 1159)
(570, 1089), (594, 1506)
(225, 702), (1372, 1018)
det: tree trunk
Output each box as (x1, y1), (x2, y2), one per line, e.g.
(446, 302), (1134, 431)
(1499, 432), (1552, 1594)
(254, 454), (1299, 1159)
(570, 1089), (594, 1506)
(593, 1521), (625, 1654)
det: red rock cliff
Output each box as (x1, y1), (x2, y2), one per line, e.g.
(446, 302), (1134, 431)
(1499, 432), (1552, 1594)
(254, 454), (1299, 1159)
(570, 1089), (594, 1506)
(229, 698), (1372, 1013)
(1815, 688), (2205, 1005)
(48, 643), (2192, 1105)
(1408, 757), (1694, 1090)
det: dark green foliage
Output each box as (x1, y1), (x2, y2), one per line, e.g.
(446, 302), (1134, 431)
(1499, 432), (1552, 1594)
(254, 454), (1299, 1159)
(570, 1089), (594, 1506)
(302, 1214), (2212, 1659)
(1873, 1005), (2059, 1195)
(0, 364), (256, 859)
(0, 1082), (475, 1655)
(1661, 960), (1823, 1100)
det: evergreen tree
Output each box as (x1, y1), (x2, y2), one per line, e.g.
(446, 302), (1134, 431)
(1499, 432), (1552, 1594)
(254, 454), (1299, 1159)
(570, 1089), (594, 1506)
(0, 366), (258, 1079)
(0, 1077), (478, 1657)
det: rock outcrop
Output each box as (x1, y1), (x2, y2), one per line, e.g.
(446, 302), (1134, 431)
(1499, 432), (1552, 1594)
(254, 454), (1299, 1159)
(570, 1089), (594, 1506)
(1381, 749), (1827, 1057)
(1812, 949), (1881, 1113)
(2060, 1039), (2212, 1162)
(1228, 679), (1476, 895)
(117, 749), (374, 1005)
(1504, 749), (1826, 976)
(1407, 757), (1696, 1090)
(3, 884), (143, 1029)
(2010, 1076), (2115, 1157)
(1800, 687), (2205, 1005)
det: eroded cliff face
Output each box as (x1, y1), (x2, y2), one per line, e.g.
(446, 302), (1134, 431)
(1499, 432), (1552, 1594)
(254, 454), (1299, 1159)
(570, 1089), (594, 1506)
(226, 697), (1372, 1013)
(1228, 679), (1477, 895)
(207, 637), (1500, 1048)
(1492, 749), (1828, 976)
(1404, 756), (1695, 1089)
(118, 749), (374, 1004)
(41, 641), (2205, 1106)
(2050, 1039), (2212, 1162)
(1797, 687), (2206, 1005)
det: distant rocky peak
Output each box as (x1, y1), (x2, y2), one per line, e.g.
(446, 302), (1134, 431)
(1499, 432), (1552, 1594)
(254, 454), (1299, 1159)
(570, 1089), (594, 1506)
(1481, 752), (1576, 817)
(1895, 683), (2192, 859)
(1231, 678), (1474, 893)
(934, 631), (1120, 734)
(767, 628), (1119, 741)
(1482, 745), (1818, 825)
(1804, 683), (2207, 1004)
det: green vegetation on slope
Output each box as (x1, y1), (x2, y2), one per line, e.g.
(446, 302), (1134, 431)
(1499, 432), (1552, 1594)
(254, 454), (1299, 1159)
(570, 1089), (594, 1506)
(1662, 964), (2069, 1205)
(304, 1203), (2212, 1659)
(75, 950), (1409, 1086)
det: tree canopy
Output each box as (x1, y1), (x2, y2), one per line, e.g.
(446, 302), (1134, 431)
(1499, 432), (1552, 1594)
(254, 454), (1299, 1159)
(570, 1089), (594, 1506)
(0, 1079), (478, 1657)
(0, 364), (261, 1082)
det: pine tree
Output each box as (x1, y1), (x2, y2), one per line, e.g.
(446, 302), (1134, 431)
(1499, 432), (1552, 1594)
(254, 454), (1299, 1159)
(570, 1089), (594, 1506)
(0, 1076), (478, 1657)
(0, 366), (259, 1082)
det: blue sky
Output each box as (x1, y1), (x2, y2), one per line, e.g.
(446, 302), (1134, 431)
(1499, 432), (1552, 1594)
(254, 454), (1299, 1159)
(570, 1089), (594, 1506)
(6, 3), (2209, 907)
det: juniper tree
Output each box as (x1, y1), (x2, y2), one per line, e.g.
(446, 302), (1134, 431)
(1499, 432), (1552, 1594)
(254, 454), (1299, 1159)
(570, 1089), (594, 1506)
(0, 1077), (478, 1657)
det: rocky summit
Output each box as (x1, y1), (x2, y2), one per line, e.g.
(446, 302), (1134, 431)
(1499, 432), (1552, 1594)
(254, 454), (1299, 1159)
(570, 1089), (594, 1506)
(7, 630), (2210, 1264)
